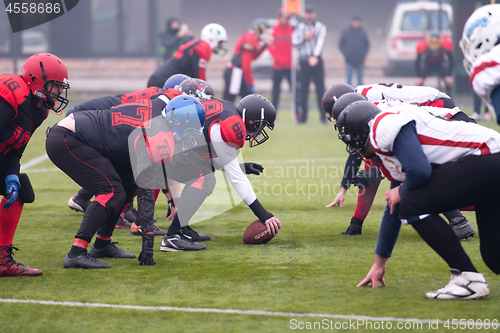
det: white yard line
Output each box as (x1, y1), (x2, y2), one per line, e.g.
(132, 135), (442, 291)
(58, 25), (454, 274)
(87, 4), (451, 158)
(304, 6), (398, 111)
(19, 154), (49, 172)
(0, 298), (446, 325)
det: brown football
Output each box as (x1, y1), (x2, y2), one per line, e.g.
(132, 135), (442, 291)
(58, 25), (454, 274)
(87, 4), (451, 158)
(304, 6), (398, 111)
(243, 219), (274, 244)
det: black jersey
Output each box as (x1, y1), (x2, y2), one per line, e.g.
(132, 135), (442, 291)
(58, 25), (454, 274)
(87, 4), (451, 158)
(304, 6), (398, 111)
(73, 98), (168, 168)
(0, 74), (48, 175)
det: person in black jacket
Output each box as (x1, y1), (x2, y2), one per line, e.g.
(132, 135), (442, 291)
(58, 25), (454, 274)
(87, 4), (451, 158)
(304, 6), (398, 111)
(339, 15), (370, 86)
(159, 18), (194, 62)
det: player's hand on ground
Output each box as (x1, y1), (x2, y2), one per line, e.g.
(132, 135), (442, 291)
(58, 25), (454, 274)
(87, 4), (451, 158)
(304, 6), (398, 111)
(265, 216), (281, 236)
(357, 254), (388, 289)
(326, 187), (346, 208)
(384, 186), (401, 214)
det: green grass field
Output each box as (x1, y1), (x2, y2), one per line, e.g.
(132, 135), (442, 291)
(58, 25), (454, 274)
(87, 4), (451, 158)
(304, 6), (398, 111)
(0, 95), (499, 332)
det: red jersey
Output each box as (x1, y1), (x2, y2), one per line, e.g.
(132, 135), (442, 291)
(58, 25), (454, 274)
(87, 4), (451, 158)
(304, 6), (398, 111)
(196, 99), (246, 159)
(230, 31), (266, 86)
(268, 23), (293, 70)
(0, 74), (49, 175)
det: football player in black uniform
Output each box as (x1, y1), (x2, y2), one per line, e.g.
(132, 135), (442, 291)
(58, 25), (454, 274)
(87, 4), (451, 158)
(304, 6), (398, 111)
(46, 94), (206, 268)
(0, 53), (70, 277)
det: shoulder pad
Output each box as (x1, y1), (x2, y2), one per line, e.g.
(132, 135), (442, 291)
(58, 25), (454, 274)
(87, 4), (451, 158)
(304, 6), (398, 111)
(0, 74), (30, 118)
(218, 115), (246, 148)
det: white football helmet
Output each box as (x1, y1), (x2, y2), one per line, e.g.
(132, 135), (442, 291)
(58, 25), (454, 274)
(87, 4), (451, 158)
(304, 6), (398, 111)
(460, 4), (500, 75)
(201, 23), (228, 55)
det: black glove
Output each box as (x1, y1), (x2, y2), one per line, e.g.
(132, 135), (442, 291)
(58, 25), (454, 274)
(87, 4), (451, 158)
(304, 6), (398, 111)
(240, 163), (264, 175)
(139, 234), (156, 266)
(166, 198), (176, 218)
(350, 166), (384, 189)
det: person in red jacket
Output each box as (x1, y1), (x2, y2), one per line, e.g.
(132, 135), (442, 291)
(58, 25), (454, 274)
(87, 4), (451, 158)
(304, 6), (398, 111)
(148, 23), (227, 88)
(268, 8), (293, 112)
(223, 19), (272, 102)
(0, 53), (70, 276)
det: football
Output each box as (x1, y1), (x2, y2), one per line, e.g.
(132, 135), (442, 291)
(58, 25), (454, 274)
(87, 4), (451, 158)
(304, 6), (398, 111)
(243, 219), (274, 244)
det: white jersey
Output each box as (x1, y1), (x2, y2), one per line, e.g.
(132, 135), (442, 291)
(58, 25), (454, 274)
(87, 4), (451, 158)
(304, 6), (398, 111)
(209, 123), (256, 205)
(373, 100), (459, 119)
(356, 83), (450, 105)
(470, 44), (500, 115)
(370, 104), (500, 182)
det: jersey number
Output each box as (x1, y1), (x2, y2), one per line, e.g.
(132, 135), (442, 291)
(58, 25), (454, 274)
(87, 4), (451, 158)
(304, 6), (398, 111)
(111, 107), (152, 128)
(0, 127), (31, 154)
(232, 122), (244, 140)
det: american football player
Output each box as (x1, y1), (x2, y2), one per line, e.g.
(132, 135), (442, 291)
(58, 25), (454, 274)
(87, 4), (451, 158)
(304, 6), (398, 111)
(160, 94), (281, 251)
(0, 53), (70, 277)
(322, 83), (475, 239)
(46, 95), (206, 268)
(460, 4), (500, 124)
(337, 100), (500, 300)
(148, 23), (227, 88)
(223, 19), (272, 102)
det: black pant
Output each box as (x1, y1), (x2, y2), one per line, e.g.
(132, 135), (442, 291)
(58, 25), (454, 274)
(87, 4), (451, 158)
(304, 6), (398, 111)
(46, 126), (137, 242)
(297, 58), (326, 123)
(223, 67), (253, 102)
(271, 68), (291, 112)
(399, 153), (500, 274)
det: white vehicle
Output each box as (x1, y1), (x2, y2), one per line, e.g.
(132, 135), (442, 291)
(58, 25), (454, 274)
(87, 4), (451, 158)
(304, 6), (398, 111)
(384, 1), (453, 75)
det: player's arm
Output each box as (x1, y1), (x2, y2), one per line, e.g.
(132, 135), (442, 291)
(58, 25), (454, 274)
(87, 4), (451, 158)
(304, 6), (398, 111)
(191, 43), (211, 81)
(241, 46), (256, 87)
(326, 150), (362, 208)
(210, 123), (280, 235)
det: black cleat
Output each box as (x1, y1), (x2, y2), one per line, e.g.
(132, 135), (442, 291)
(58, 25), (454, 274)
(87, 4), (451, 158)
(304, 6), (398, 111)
(63, 253), (111, 269)
(179, 226), (211, 242)
(115, 215), (133, 229)
(88, 242), (135, 259)
(160, 234), (206, 252)
(449, 217), (475, 240)
(68, 195), (90, 213)
(131, 223), (167, 236)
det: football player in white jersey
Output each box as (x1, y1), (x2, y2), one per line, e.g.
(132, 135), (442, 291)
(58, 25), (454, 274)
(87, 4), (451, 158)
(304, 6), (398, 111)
(460, 4), (500, 123)
(321, 84), (474, 238)
(337, 100), (500, 300)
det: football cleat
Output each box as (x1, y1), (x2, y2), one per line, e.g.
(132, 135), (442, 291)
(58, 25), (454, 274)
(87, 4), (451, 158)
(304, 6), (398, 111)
(123, 207), (138, 223)
(179, 226), (211, 242)
(449, 217), (475, 240)
(0, 246), (43, 277)
(131, 222), (167, 236)
(115, 215), (133, 229)
(63, 253), (111, 269)
(88, 242), (136, 259)
(425, 271), (489, 300)
(68, 195), (90, 213)
(160, 234), (206, 252)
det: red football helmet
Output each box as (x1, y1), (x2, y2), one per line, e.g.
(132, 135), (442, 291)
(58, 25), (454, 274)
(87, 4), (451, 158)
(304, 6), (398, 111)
(21, 53), (70, 113)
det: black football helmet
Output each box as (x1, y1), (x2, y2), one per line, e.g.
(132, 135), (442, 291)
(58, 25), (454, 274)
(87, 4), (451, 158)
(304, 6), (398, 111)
(177, 78), (214, 100)
(236, 94), (276, 147)
(337, 101), (380, 156)
(331, 93), (367, 129)
(321, 83), (355, 121)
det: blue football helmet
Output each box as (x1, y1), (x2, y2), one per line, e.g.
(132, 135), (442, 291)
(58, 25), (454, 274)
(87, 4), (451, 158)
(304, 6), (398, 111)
(163, 74), (190, 90)
(162, 95), (206, 152)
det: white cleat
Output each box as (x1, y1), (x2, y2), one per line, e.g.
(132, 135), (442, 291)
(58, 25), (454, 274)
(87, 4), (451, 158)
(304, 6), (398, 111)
(425, 271), (489, 300)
